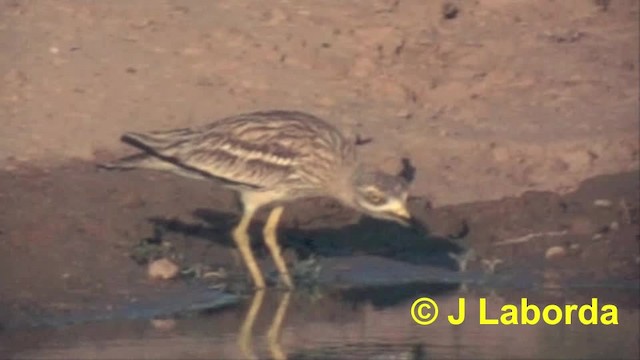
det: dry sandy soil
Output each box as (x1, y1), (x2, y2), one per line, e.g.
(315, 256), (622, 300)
(1, 0), (638, 205)
(0, 1), (638, 353)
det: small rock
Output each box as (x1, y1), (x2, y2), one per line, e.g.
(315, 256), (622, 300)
(591, 233), (604, 241)
(545, 30), (585, 44)
(442, 2), (459, 20)
(151, 318), (177, 331)
(593, 199), (612, 207)
(609, 221), (619, 231)
(569, 243), (580, 251)
(148, 258), (180, 280)
(49, 46), (60, 54)
(545, 246), (566, 260)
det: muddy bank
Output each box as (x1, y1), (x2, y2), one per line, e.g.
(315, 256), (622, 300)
(0, 161), (637, 329)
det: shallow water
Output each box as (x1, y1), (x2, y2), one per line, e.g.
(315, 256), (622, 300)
(2, 284), (638, 360)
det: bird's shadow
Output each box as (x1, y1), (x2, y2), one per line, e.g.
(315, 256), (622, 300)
(148, 205), (465, 272)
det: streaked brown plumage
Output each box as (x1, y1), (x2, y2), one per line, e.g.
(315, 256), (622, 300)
(103, 110), (413, 289)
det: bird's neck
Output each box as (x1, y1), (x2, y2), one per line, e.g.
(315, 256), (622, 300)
(325, 168), (360, 210)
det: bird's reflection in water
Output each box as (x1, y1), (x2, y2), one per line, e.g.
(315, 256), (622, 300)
(237, 290), (291, 360)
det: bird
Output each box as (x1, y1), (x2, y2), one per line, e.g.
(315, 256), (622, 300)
(101, 110), (414, 289)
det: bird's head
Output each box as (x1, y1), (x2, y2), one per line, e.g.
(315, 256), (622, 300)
(351, 170), (413, 226)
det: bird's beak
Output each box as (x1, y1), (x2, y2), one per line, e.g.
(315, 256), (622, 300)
(386, 204), (413, 226)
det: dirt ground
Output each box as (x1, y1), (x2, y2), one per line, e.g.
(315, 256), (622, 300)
(2, 0), (638, 205)
(0, 0), (638, 345)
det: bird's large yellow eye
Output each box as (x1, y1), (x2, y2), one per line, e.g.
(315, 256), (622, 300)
(365, 191), (386, 205)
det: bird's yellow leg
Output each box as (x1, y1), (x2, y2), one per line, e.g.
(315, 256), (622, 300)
(267, 291), (291, 360)
(238, 290), (265, 360)
(263, 206), (294, 289)
(232, 206), (266, 289)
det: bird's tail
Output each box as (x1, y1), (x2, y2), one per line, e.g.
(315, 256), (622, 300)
(97, 152), (158, 171)
(98, 129), (189, 170)
(98, 129), (187, 169)
(98, 127), (198, 172)
(121, 128), (196, 153)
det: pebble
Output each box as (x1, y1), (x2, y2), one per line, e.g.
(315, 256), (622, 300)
(593, 199), (612, 207)
(442, 2), (460, 20)
(151, 318), (177, 331)
(545, 246), (566, 260)
(148, 258), (180, 280)
(609, 221), (619, 231)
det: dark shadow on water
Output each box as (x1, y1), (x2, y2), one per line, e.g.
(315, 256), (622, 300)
(148, 207), (465, 272)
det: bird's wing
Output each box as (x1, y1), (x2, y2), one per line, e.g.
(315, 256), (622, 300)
(121, 126), (299, 189)
(120, 111), (355, 190)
